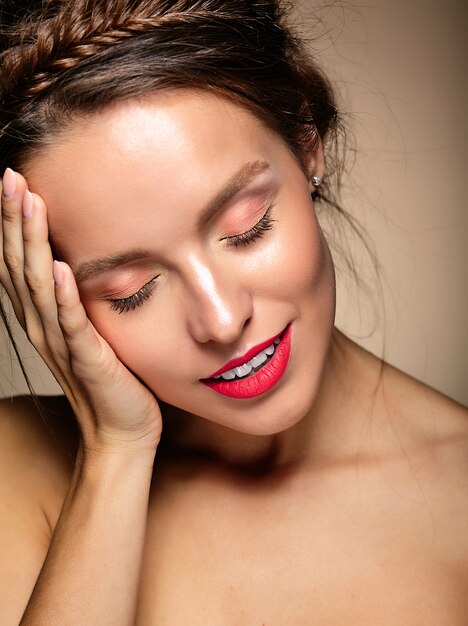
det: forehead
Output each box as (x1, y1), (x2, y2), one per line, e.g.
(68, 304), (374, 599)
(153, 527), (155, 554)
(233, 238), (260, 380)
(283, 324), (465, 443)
(25, 89), (288, 262)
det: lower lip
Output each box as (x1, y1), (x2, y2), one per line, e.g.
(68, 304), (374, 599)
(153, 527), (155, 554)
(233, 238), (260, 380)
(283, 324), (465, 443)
(200, 323), (292, 399)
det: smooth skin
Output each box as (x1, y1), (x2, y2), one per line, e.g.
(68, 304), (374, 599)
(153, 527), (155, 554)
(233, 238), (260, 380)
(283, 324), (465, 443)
(0, 89), (467, 624)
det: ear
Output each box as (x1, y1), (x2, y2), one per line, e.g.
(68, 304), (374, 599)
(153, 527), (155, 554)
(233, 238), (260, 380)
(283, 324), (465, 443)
(306, 134), (325, 195)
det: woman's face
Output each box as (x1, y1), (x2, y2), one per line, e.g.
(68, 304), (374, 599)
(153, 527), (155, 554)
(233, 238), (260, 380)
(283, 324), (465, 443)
(27, 89), (336, 436)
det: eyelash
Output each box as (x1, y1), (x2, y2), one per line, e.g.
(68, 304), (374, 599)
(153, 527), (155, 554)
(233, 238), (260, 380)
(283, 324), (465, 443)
(222, 202), (277, 248)
(108, 277), (158, 315)
(108, 202), (277, 314)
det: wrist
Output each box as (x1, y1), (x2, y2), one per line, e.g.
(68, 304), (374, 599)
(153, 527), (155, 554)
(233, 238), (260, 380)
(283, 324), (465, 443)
(80, 423), (160, 455)
(77, 434), (158, 472)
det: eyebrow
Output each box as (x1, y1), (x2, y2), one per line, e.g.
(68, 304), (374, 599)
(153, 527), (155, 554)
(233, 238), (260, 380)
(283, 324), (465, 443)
(72, 159), (271, 285)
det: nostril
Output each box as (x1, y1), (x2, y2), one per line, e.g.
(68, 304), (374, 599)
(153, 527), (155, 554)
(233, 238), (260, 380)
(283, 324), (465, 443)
(194, 304), (253, 345)
(183, 267), (253, 344)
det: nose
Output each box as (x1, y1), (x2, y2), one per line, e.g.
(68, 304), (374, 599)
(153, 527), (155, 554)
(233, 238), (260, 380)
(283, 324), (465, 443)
(181, 252), (253, 345)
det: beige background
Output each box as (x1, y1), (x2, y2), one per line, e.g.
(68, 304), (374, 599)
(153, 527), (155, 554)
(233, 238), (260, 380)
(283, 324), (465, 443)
(1, 0), (467, 405)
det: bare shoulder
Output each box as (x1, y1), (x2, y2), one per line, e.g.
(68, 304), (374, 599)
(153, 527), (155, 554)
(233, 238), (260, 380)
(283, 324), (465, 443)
(381, 364), (468, 586)
(346, 332), (468, 500)
(344, 337), (468, 593)
(340, 331), (468, 450)
(0, 397), (78, 623)
(386, 361), (468, 499)
(358, 342), (468, 524)
(379, 357), (468, 457)
(0, 394), (79, 526)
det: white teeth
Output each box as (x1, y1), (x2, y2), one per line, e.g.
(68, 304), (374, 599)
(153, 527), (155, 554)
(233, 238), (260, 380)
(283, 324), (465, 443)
(234, 363), (253, 377)
(220, 370), (236, 380)
(214, 338), (280, 381)
(250, 351), (268, 368)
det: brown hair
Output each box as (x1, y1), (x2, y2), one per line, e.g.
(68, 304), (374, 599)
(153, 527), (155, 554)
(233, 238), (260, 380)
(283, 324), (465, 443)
(0, 0), (377, 404)
(0, 0), (342, 182)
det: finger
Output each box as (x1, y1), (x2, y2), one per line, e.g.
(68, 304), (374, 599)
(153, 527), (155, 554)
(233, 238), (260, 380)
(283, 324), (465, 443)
(2, 168), (28, 281)
(1, 168), (30, 324)
(53, 260), (113, 379)
(0, 177), (16, 295)
(1, 173), (73, 390)
(22, 190), (72, 363)
(22, 191), (60, 324)
(0, 179), (17, 304)
(1, 169), (52, 347)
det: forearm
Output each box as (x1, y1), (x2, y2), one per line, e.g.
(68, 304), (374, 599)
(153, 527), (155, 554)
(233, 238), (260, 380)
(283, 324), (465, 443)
(20, 446), (156, 626)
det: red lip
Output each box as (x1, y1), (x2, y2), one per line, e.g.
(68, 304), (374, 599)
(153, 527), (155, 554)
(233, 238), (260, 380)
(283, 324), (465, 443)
(202, 324), (288, 379)
(201, 323), (292, 399)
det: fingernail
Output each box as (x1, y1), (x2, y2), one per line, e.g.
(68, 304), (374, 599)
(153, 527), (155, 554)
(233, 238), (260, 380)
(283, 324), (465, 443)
(2, 167), (17, 199)
(23, 190), (34, 219)
(53, 260), (64, 286)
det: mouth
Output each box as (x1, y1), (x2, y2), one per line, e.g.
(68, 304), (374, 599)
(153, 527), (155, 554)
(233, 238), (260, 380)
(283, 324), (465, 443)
(201, 323), (289, 382)
(200, 323), (292, 399)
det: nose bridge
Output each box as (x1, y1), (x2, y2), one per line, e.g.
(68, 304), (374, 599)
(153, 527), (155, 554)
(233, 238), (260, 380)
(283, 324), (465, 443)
(182, 250), (252, 343)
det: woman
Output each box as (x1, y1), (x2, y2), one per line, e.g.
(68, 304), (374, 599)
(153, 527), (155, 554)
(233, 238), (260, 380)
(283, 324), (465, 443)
(0, 1), (467, 624)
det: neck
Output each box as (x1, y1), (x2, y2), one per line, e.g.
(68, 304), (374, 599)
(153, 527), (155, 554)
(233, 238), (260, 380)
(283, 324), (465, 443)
(158, 328), (383, 476)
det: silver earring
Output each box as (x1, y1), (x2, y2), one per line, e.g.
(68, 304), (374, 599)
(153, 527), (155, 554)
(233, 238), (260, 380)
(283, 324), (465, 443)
(312, 175), (322, 187)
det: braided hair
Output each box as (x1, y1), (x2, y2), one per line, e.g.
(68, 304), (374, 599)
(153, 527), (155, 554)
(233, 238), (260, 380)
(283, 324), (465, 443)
(0, 0), (340, 185)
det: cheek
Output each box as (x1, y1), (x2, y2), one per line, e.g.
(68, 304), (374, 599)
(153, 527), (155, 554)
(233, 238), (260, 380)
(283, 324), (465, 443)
(83, 305), (177, 391)
(264, 202), (334, 303)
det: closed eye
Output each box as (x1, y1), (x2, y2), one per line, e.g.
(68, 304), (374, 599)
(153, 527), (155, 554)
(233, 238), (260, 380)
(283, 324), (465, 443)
(221, 201), (277, 248)
(108, 276), (159, 314)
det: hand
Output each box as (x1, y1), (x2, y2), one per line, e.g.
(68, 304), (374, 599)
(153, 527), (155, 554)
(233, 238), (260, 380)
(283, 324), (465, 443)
(0, 168), (162, 456)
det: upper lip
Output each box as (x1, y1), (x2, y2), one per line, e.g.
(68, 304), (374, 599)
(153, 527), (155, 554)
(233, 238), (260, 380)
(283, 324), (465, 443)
(202, 324), (288, 379)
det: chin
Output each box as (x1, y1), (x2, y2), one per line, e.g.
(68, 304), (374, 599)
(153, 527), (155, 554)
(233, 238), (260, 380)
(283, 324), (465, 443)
(205, 368), (323, 437)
